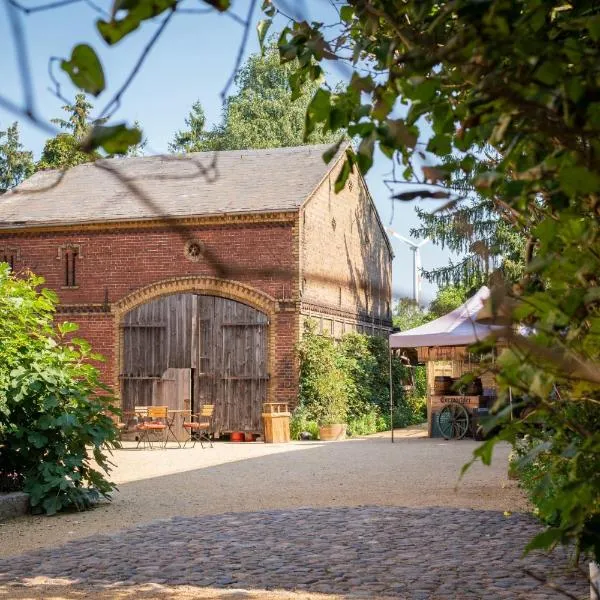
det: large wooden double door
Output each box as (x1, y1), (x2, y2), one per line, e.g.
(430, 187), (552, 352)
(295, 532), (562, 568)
(120, 294), (269, 434)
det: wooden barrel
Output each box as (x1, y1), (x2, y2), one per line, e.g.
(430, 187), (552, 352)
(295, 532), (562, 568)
(433, 376), (454, 395)
(461, 377), (483, 396)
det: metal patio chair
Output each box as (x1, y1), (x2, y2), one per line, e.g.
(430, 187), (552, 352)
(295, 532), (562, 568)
(182, 404), (214, 448)
(135, 405), (169, 449)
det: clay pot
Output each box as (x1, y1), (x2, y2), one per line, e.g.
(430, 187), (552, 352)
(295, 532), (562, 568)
(318, 424), (347, 441)
(230, 431), (244, 442)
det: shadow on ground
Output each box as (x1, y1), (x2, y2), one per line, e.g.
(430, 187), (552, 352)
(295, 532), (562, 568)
(1, 435), (528, 559)
(0, 506), (588, 600)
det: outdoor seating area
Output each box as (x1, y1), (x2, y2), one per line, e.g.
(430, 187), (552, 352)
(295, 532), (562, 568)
(118, 405), (215, 449)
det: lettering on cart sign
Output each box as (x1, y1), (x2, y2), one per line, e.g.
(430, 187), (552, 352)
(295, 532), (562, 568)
(439, 396), (475, 404)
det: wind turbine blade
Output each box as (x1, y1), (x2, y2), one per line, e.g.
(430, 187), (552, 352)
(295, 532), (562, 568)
(416, 238), (430, 248)
(386, 228), (418, 248)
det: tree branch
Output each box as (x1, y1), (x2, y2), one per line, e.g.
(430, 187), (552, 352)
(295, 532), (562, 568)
(99, 9), (176, 120)
(220, 0), (258, 101)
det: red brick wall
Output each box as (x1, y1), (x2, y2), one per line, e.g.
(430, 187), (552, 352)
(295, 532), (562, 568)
(2, 218), (299, 403)
(56, 312), (116, 389)
(5, 221), (295, 304)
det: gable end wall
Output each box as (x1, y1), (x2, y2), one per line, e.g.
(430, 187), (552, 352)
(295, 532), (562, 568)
(299, 158), (393, 338)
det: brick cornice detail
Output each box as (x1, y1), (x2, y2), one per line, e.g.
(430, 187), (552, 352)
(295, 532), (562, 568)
(57, 304), (110, 314)
(300, 300), (392, 329)
(0, 211), (297, 236)
(113, 276), (279, 316)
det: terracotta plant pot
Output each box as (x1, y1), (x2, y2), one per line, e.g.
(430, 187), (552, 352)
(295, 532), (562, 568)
(319, 424), (347, 441)
(230, 431), (245, 442)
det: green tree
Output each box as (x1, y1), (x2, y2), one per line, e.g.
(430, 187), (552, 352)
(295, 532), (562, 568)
(170, 101), (216, 153)
(413, 197), (526, 288)
(37, 94), (99, 170)
(392, 298), (428, 331)
(428, 286), (468, 319)
(410, 153), (526, 288)
(0, 122), (34, 192)
(277, 1), (600, 559)
(170, 45), (341, 153)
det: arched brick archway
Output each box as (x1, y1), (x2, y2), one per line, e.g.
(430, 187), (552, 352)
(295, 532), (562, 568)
(112, 277), (279, 426)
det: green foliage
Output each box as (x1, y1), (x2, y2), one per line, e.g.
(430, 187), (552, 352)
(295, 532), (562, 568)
(296, 321), (349, 425)
(510, 436), (567, 528)
(170, 45), (341, 153)
(37, 94), (99, 171)
(392, 298), (428, 331)
(289, 405), (320, 441)
(393, 286), (469, 331)
(37, 94), (144, 170)
(339, 333), (389, 417)
(276, 0), (600, 558)
(411, 154), (526, 288)
(428, 286), (468, 319)
(0, 122), (34, 192)
(297, 321), (425, 434)
(37, 134), (98, 172)
(347, 407), (388, 437)
(0, 265), (119, 514)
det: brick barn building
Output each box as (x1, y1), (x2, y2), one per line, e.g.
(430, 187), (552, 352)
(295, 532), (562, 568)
(0, 144), (393, 435)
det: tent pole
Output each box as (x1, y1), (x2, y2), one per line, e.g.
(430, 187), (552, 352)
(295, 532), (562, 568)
(389, 347), (394, 443)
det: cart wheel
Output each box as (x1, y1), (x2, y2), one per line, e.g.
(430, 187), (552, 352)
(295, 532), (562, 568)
(437, 403), (470, 440)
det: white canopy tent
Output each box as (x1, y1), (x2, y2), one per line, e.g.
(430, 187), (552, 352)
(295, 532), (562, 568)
(389, 286), (496, 349)
(387, 286), (498, 442)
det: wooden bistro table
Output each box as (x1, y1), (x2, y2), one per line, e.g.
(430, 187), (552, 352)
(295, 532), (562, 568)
(164, 409), (192, 448)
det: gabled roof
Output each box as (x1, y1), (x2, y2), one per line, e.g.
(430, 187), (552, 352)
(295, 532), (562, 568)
(0, 144), (346, 229)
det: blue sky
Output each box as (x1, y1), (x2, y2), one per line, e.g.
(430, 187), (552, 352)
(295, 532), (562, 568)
(0, 0), (459, 304)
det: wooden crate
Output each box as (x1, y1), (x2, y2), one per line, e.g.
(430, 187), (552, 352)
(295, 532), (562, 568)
(262, 402), (291, 443)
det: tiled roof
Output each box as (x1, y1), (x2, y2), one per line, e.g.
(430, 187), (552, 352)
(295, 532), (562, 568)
(0, 144), (345, 228)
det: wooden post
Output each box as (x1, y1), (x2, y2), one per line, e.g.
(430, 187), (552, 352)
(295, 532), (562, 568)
(389, 347), (394, 443)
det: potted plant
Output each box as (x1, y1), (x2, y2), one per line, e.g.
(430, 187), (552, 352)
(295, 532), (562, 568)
(313, 356), (349, 441)
(318, 397), (348, 441)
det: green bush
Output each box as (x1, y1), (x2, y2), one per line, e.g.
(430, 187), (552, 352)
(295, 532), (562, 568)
(297, 321), (426, 436)
(390, 394), (427, 429)
(347, 406), (388, 437)
(0, 265), (119, 514)
(289, 406), (320, 440)
(297, 321), (349, 425)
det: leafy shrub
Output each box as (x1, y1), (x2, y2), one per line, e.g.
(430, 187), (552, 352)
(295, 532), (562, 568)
(289, 405), (320, 440)
(389, 394), (427, 429)
(297, 321), (426, 435)
(297, 321), (349, 425)
(510, 436), (567, 527)
(0, 265), (119, 514)
(347, 406), (388, 437)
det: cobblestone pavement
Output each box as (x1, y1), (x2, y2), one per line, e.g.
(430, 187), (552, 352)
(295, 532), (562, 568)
(0, 506), (588, 599)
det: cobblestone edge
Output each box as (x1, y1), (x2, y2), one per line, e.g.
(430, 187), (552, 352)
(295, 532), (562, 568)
(0, 492), (28, 521)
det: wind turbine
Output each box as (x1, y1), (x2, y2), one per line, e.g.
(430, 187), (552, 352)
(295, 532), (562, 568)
(387, 229), (430, 305)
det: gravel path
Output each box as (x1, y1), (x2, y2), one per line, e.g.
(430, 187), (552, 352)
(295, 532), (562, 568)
(0, 428), (588, 598)
(0, 429), (528, 557)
